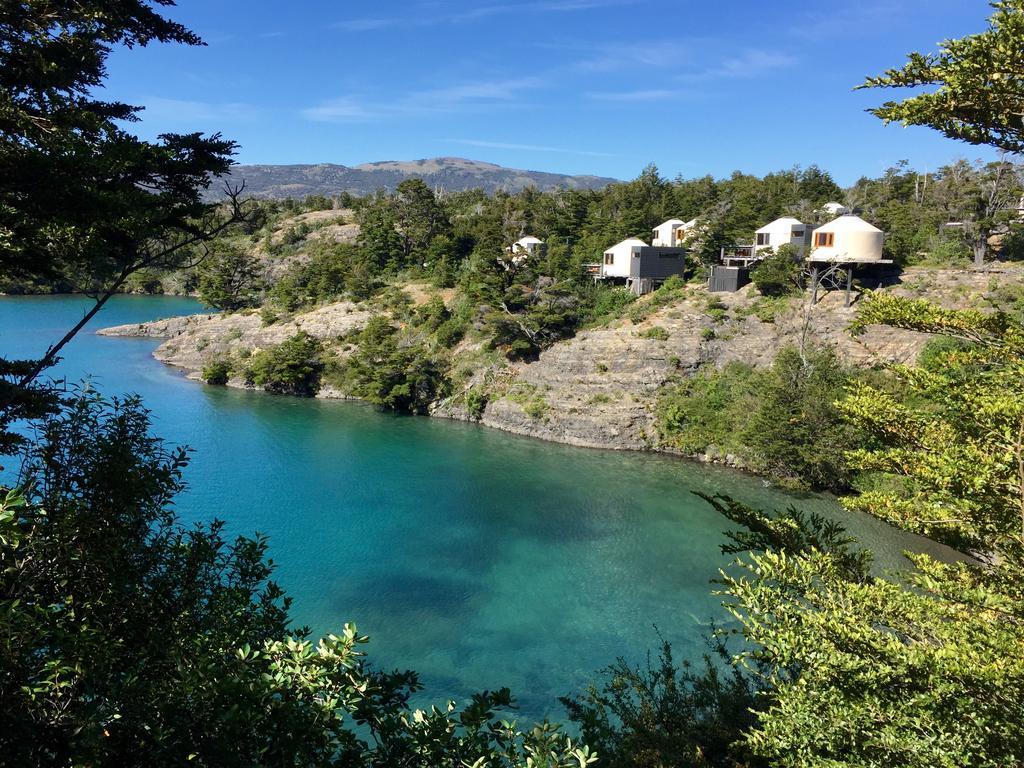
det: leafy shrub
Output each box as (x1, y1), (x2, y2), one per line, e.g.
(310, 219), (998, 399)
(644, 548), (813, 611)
(336, 316), (447, 412)
(580, 285), (637, 326)
(658, 347), (865, 491)
(562, 638), (762, 768)
(201, 357), (232, 385)
(749, 295), (792, 323)
(246, 332), (324, 396)
(749, 245), (802, 297)
(260, 306), (279, 326)
(639, 326), (670, 341)
(999, 225), (1024, 261)
(464, 386), (488, 420)
(917, 335), (978, 370)
(197, 243), (264, 311)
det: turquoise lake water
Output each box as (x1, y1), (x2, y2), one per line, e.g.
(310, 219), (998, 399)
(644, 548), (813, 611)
(0, 295), (954, 719)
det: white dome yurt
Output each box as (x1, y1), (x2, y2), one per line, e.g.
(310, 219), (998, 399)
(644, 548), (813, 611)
(809, 215), (884, 262)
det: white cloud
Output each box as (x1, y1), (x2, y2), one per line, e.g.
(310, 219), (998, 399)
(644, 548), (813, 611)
(584, 88), (679, 102)
(302, 77), (544, 123)
(675, 49), (797, 82)
(333, 0), (639, 32)
(573, 41), (693, 73)
(301, 98), (376, 123)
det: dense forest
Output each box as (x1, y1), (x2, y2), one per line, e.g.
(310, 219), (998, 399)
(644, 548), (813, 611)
(3, 1), (1024, 767)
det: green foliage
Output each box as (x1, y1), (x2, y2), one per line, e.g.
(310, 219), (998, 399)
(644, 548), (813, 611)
(707, 292), (1024, 766)
(639, 325), (670, 341)
(749, 245), (802, 297)
(201, 357), (233, 385)
(485, 279), (583, 360)
(336, 316), (447, 413)
(658, 348), (863, 491)
(999, 224), (1024, 261)
(506, 384), (549, 420)
(245, 332), (324, 397)
(579, 284), (637, 327)
(627, 276), (687, 324)
(269, 243), (379, 311)
(197, 242), (264, 311)
(0, 393), (597, 767)
(859, 0), (1024, 153)
(0, 0), (245, 448)
(561, 638), (764, 768)
(742, 347), (861, 490)
(658, 361), (758, 456)
(916, 334), (977, 370)
(464, 386), (489, 420)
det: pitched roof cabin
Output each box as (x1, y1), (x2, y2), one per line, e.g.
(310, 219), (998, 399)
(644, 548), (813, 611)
(652, 218), (699, 247)
(754, 217), (812, 258)
(809, 215), (885, 263)
(601, 238), (648, 278)
(652, 219), (684, 247)
(601, 237), (687, 295)
(508, 236), (545, 256)
(821, 202), (851, 217)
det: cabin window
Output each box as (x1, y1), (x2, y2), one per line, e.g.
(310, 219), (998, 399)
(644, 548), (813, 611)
(756, 233), (770, 246)
(658, 252), (680, 258)
(604, 253), (614, 264)
(815, 232), (834, 247)
(792, 230), (804, 238)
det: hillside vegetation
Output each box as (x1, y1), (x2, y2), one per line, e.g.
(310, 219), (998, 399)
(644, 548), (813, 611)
(93, 158), (1024, 495)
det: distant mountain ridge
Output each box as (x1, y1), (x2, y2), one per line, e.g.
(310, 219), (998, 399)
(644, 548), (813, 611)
(215, 157), (617, 199)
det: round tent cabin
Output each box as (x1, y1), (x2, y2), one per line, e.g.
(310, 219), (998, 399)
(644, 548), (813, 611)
(809, 215), (884, 263)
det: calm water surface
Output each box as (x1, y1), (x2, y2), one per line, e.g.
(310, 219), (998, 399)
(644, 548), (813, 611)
(0, 295), (951, 718)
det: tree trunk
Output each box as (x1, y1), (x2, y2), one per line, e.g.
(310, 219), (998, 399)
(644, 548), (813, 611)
(974, 235), (988, 267)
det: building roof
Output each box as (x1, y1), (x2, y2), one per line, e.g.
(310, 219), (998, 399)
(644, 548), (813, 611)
(514, 236), (544, 245)
(606, 238), (648, 250)
(756, 216), (805, 233)
(813, 214), (882, 234)
(822, 202), (850, 212)
(654, 218), (685, 229)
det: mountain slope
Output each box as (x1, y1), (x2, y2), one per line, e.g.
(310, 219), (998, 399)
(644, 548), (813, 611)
(215, 157), (617, 198)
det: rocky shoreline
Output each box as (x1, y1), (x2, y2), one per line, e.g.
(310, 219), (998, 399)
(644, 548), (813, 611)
(98, 266), (1022, 456)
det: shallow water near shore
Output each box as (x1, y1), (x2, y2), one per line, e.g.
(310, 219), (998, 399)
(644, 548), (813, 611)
(0, 295), (954, 719)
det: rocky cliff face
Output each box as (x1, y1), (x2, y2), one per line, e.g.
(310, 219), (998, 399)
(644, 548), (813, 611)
(98, 266), (1023, 452)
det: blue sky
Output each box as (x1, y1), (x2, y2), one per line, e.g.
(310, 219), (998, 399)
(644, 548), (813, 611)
(104, 0), (998, 185)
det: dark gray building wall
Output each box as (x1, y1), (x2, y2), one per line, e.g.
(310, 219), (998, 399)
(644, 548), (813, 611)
(709, 265), (750, 292)
(629, 247), (687, 280)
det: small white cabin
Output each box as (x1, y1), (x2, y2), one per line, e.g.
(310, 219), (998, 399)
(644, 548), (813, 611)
(602, 238), (647, 278)
(505, 236), (545, 266)
(652, 218), (699, 247)
(809, 215), (884, 263)
(508, 236), (545, 256)
(754, 217), (811, 257)
(820, 202), (851, 217)
(652, 219), (685, 247)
